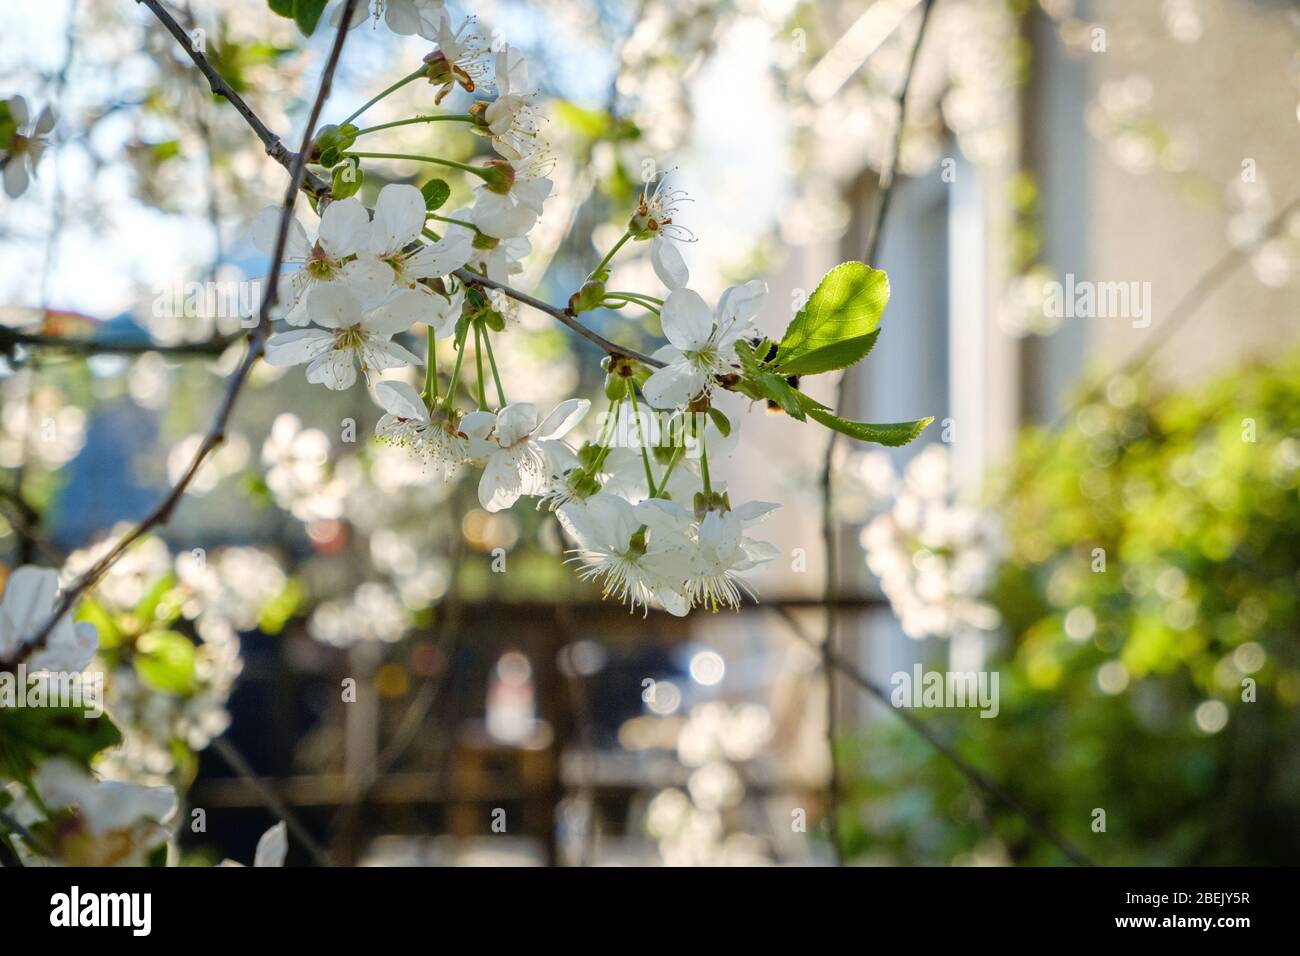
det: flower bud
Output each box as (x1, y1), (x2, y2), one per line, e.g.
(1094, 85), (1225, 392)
(604, 371), (628, 401)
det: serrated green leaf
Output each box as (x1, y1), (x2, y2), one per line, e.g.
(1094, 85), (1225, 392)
(806, 407), (933, 447)
(421, 178), (451, 211)
(134, 631), (198, 696)
(293, 0), (329, 36)
(776, 329), (880, 377)
(776, 262), (889, 373)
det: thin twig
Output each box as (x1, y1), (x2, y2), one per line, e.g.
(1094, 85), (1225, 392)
(455, 269), (664, 367)
(774, 606), (1093, 866)
(818, 0), (936, 864)
(0, 324), (238, 357)
(210, 736), (330, 867)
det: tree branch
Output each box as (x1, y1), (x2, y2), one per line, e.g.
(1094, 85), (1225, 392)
(454, 269), (664, 367)
(774, 606), (1093, 866)
(0, 323), (238, 357)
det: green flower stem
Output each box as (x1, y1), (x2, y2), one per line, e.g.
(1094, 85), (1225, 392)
(606, 290), (664, 306)
(654, 444), (685, 498)
(627, 384), (658, 496)
(421, 227), (443, 242)
(442, 322), (470, 412)
(473, 323), (488, 409)
(590, 230), (632, 279)
(426, 212), (480, 232)
(422, 326), (439, 405)
(340, 67), (427, 127)
(482, 327), (508, 407)
(699, 426), (713, 496)
(591, 398), (619, 472)
(347, 151), (491, 181)
(352, 114), (476, 137)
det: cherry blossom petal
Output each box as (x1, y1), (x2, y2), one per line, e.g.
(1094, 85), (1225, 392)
(651, 237), (689, 290)
(369, 183), (427, 255)
(404, 233), (473, 280)
(306, 350), (358, 390)
(374, 379), (428, 421)
(317, 197), (371, 258)
(362, 289), (429, 336)
(306, 283), (364, 329)
(479, 450), (525, 511)
(535, 398), (590, 441)
(660, 288), (714, 352)
(264, 329), (333, 367)
(495, 403), (540, 446)
(642, 361), (707, 409)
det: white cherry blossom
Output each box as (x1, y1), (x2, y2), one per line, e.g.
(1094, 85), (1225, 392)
(360, 183), (473, 291)
(332, 0), (444, 38)
(3, 95), (56, 199)
(557, 492), (690, 616)
(250, 197), (388, 326)
(0, 565), (98, 673)
(484, 46), (542, 162)
(265, 284), (426, 390)
(642, 280), (768, 409)
(374, 379), (469, 478)
(461, 399), (590, 511)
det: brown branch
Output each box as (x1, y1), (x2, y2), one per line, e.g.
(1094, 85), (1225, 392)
(0, 324), (239, 357)
(818, 0), (937, 864)
(0, 0), (363, 673)
(454, 269), (665, 367)
(773, 606), (1093, 866)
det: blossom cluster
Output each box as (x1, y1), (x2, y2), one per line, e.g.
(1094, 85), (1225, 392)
(853, 444), (1003, 641)
(249, 10), (780, 617)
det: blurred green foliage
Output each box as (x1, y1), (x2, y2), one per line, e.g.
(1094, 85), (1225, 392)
(842, 350), (1300, 865)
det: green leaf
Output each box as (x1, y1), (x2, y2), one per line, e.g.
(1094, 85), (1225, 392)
(421, 178), (451, 211)
(268, 0), (294, 17)
(332, 159), (364, 199)
(133, 573), (178, 627)
(775, 262), (889, 374)
(134, 631), (198, 695)
(775, 329), (880, 377)
(0, 707), (123, 779)
(805, 407), (933, 447)
(707, 407), (731, 437)
(293, 0), (329, 36)
(75, 596), (121, 650)
(735, 340), (806, 420)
